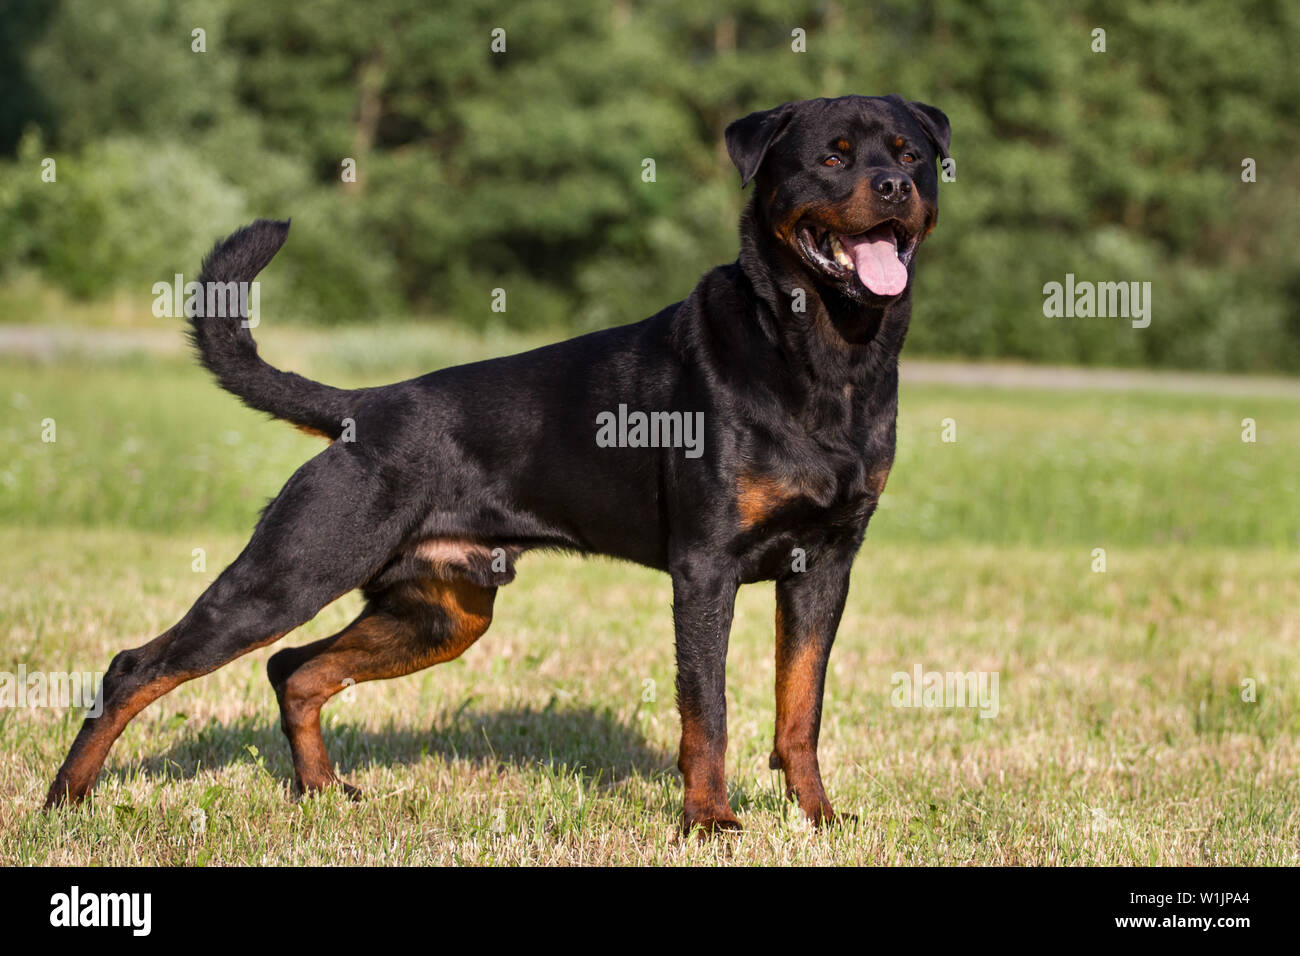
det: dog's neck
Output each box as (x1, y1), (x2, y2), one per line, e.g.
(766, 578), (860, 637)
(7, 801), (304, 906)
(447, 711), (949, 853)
(735, 200), (912, 390)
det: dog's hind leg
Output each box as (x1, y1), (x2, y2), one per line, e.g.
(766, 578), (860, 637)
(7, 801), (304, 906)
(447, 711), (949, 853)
(44, 447), (419, 808)
(266, 577), (496, 794)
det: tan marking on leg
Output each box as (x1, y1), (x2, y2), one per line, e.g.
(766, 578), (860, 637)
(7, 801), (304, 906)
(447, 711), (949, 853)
(46, 627), (290, 808)
(419, 578), (494, 649)
(772, 608), (834, 825)
(274, 579), (495, 793)
(678, 715), (738, 836)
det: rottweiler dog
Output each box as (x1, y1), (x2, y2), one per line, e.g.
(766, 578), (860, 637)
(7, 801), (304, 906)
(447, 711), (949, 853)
(47, 93), (950, 834)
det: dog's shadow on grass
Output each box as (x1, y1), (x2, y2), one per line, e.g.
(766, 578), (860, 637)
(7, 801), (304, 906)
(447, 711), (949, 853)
(119, 703), (672, 793)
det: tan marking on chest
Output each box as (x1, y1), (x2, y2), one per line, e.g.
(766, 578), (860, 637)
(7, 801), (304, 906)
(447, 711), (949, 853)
(737, 473), (806, 528)
(867, 464), (892, 498)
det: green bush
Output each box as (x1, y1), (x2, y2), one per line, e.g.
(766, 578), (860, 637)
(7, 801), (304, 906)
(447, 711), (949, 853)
(1, 0), (1297, 369)
(0, 132), (245, 298)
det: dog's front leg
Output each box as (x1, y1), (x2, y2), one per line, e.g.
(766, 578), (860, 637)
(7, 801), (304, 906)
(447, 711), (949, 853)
(671, 558), (741, 835)
(770, 551), (854, 826)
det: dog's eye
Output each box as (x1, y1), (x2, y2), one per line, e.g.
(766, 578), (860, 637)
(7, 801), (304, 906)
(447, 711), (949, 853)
(901, 152), (917, 164)
(822, 155), (844, 167)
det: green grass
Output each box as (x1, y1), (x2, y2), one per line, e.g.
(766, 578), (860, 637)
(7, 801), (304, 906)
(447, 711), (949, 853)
(1, 325), (1298, 864)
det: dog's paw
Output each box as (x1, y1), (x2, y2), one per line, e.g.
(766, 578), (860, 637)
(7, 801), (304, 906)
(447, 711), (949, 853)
(817, 808), (856, 829)
(295, 776), (363, 802)
(682, 811), (743, 840)
(338, 780), (364, 802)
(43, 782), (87, 811)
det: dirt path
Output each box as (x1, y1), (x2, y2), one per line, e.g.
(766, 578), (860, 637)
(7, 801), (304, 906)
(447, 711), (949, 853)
(3, 324), (1299, 398)
(899, 358), (1300, 397)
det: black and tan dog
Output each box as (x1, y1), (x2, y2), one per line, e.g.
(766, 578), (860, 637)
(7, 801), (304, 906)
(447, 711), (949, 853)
(47, 94), (950, 833)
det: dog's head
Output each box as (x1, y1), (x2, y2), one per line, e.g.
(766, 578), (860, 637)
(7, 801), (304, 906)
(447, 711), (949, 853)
(727, 95), (950, 303)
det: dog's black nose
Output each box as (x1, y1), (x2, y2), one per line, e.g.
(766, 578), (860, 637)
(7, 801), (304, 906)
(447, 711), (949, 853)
(871, 171), (913, 203)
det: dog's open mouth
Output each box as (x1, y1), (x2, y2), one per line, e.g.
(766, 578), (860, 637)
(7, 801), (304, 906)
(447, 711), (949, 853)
(797, 220), (918, 297)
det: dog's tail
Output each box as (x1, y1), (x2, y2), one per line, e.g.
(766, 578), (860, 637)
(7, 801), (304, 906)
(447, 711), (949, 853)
(187, 219), (354, 440)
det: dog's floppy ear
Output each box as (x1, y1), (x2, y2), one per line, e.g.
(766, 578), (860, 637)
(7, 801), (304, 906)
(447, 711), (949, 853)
(894, 96), (951, 163)
(725, 103), (795, 187)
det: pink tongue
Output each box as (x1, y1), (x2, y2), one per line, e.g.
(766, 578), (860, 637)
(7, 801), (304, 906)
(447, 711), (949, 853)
(842, 226), (908, 296)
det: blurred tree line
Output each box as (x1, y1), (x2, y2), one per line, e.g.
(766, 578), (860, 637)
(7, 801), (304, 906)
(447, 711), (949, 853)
(1, 0), (1297, 371)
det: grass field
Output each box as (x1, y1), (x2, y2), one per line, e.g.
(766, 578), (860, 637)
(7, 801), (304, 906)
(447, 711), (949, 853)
(2, 320), (1298, 865)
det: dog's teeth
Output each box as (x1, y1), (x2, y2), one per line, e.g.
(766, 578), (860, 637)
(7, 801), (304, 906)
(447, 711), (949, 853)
(830, 236), (853, 268)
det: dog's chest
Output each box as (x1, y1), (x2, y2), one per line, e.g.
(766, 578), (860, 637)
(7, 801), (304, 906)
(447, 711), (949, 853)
(733, 402), (895, 552)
